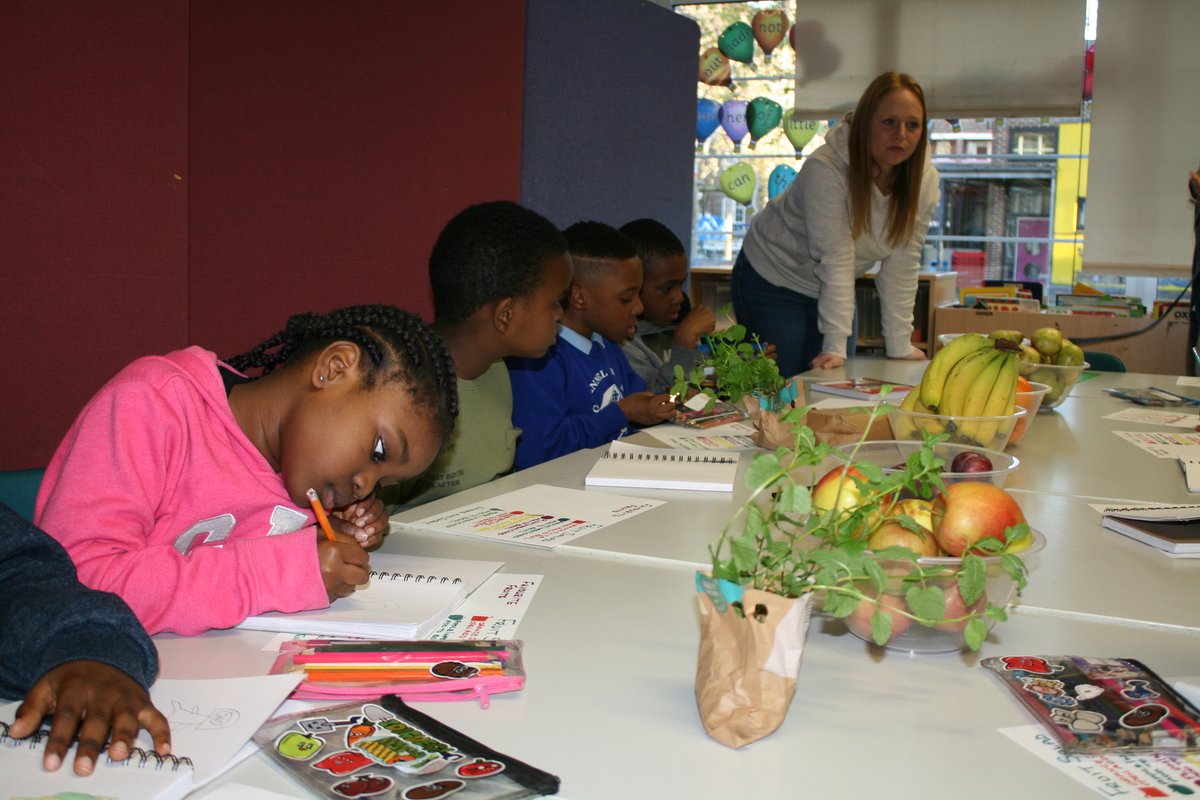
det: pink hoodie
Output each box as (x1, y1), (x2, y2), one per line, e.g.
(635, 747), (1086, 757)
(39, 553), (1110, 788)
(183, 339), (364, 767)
(35, 346), (329, 635)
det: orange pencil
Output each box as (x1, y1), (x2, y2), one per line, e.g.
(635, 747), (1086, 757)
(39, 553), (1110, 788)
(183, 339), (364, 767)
(306, 488), (338, 542)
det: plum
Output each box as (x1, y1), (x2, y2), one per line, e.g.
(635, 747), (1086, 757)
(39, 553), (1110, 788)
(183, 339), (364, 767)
(950, 451), (993, 473)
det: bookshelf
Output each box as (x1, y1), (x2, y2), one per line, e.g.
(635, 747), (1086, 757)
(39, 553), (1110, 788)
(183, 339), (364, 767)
(688, 268), (957, 356)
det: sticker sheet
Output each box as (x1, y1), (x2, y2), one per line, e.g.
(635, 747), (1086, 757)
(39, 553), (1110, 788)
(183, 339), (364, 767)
(982, 656), (1200, 755)
(254, 698), (555, 799)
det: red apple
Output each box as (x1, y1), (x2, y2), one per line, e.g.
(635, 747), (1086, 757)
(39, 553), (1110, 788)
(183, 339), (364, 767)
(931, 482), (1026, 556)
(933, 583), (988, 632)
(950, 451), (993, 473)
(812, 465), (892, 536)
(846, 594), (911, 642)
(868, 500), (938, 558)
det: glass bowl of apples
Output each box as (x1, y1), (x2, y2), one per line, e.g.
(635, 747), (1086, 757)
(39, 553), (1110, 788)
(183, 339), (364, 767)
(845, 525), (1045, 654)
(832, 440), (1019, 488)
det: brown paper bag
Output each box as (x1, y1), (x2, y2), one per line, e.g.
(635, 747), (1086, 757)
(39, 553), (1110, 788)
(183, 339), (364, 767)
(695, 589), (814, 749)
(741, 379), (807, 450)
(804, 407), (895, 447)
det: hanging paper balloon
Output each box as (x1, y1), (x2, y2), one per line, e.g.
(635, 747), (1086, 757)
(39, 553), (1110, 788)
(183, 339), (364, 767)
(768, 164), (797, 201)
(719, 99), (750, 151)
(719, 163), (756, 206)
(947, 118), (962, 134)
(718, 22), (755, 66)
(745, 97), (782, 150)
(698, 47), (732, 89)
(696, 99), (721, 148)
(752, 10), (788, 64)
(1082, 42), (1094, 101)
(783, 113), (821, 158)
(788, 23), (796, 50)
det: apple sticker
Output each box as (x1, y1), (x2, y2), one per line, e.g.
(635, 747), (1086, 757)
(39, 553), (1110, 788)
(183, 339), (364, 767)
(333, 773), (393, 798)
(1119, 703), (1169, 729)
(313, 750), (374, 776)
(403, 779), (467, 799)
(275, 731), (325, 761)
(456, 758), (506, 779)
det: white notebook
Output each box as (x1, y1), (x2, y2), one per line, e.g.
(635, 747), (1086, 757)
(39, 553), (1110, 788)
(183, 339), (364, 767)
(1, 673), (301, 800)
(236, 554), (502, 639)
(585, 441), (740, 492)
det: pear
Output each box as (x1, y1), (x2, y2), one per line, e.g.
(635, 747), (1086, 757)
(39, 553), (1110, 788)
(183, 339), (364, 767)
(1055, 340), (1085, 367)
(989, 329), (1023, 346)
(1031, 327), (1063, 358)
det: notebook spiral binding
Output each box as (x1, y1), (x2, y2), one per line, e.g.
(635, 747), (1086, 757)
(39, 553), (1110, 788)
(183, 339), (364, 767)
(1, 721), (192, 770)
(370, 570), (463, 584)
(601, 451), (736, 464)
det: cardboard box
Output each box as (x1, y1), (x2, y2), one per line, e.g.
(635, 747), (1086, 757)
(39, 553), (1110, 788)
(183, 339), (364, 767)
(932, 306), (1193, 375)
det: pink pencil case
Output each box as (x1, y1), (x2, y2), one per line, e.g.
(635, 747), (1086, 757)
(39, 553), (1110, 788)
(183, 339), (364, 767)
(269, 638), (526, 709)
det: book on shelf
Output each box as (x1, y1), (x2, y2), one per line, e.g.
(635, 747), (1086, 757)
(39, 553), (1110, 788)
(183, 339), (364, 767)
(1100, 505), (1200, 556)
(237, 554), (503, 639)
(809, 377), (912, 401)
(585, 440), (739, 492)
(1, 673), (302, 800)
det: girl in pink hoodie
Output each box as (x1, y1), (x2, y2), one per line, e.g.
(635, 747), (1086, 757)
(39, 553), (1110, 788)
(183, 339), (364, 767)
(36, 305), (458, 635)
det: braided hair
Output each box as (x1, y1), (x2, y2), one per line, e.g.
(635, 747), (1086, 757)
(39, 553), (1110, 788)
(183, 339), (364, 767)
(225, 305), (459, 440)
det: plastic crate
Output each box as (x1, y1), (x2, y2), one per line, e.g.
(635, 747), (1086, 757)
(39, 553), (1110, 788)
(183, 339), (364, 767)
(951, 250), (986, 288)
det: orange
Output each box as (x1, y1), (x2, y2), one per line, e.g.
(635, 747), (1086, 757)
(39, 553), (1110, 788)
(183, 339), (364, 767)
(1016, 376), (1033, 393)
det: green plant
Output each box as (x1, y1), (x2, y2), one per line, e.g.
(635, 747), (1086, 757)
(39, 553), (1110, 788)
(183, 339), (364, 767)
(671, 323), (788, 406)
(706, 403), (1032, 650)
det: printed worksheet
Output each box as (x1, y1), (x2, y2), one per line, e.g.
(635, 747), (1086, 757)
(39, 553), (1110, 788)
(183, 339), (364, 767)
(1104, 407), (1200, 428)
(426, 572), (544, 640)
(1113, 430), (1200, 458)
(999, 725), (1200, 797)
(643, 420), (760, 450)
(396, 484), (663, 549)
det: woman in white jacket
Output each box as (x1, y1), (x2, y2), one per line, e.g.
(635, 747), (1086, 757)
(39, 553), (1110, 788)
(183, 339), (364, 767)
(732, 71), (941, 377)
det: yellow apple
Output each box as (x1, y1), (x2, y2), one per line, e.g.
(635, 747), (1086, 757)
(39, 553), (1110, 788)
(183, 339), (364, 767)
(867, 520), (939, 558)
(812, 465), (892, 537)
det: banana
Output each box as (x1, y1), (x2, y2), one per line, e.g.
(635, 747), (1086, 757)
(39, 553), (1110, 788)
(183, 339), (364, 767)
(973, 353), (1020, 446)
(955, 352), (1005, 444)
(918, 334), (992, 412)
(939, 348), (1000, 418)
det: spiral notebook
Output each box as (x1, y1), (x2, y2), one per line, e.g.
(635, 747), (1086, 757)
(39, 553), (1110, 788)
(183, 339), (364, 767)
(237, 554), (504, 639)
(585, 441), (740, 492)
(1, 673), (302, 800)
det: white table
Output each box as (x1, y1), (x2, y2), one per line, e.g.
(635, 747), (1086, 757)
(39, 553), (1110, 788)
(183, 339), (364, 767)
(166, 357), (1200, 798)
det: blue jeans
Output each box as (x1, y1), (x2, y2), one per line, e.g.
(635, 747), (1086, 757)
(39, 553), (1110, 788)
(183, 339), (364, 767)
(730, 249), (856, 379)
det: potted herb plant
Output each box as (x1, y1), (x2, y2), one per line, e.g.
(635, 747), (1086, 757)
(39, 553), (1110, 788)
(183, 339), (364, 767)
(694, 403), (1035, 749)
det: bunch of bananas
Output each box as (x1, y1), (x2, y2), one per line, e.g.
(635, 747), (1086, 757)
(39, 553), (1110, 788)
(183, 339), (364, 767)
(895, 334), (1021, 447)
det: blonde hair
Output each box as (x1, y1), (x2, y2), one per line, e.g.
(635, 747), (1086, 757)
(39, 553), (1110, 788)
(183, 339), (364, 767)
(847, 71), (929, 247)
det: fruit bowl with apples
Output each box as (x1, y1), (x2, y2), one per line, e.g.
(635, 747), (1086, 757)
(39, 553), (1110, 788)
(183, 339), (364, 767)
(845, 525), (1045, 654)
(831, 440), (1020, 488)
(1020, 361), (1090, 409)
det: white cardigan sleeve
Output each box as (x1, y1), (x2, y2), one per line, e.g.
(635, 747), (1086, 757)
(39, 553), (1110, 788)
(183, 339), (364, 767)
(800, 160), (858, 359)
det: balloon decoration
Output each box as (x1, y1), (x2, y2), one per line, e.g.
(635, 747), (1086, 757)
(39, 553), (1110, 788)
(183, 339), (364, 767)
(717, 22), (755, 65)
(719, 163), (756, 206)
(1083, 42), (1095, 101)
(698, 47), (731, 89)
(751, 10), (788, 64)
(783, 113), (821, 158)
(719, 100), (749, 151)
(745, 97), (782, 150)
(696, 99), (721, 147)
(768, 164), (797, 201)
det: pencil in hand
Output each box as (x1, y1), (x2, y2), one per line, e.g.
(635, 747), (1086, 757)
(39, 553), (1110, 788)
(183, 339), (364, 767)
(306, 488), (338, 542)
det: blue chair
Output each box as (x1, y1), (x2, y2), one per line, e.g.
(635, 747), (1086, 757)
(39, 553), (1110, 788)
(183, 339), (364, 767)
(0, 468), (46, 522)
(1082, 350), (1126, 373)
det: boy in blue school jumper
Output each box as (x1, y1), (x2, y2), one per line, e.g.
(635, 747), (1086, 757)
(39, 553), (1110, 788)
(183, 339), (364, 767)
(507, 221), (675, 469)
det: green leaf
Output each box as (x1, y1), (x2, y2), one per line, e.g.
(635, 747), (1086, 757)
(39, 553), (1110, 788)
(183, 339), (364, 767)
(958, 555), (987, 605)
(906, 585), (945, 621)
(729, 534), (758, 574)
(1000, 553), (1029, 592)
(824, 591), (859, 618)
(745, 453), (782, 491)
(777, 484), (812, 516)
(870, 608), (893, 645)
(963, 617), (989, 650)
(861, 557), (888, 594)
(984, 603), (1008, 622)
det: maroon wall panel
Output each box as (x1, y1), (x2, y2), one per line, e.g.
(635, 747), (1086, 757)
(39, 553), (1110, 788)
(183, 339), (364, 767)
(0, 1), (189, 470)
(188, 1), (527, 357)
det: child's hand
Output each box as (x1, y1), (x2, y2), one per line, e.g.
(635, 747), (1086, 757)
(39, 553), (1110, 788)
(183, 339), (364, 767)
(332, 495), (387, 550)
(618, 392), (676, 426)
(10, 661), (170, 776)
(673, 304), (717, 349)
(317, 536), (370, 601)
(761, 341), (778, 362)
